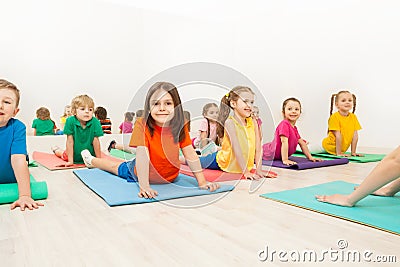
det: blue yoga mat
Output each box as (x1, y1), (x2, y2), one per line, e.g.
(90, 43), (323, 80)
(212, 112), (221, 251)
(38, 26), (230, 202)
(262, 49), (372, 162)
(260, 181), (400, 235)
(262, 156), (349, 170)
(73, 168), (235, 206)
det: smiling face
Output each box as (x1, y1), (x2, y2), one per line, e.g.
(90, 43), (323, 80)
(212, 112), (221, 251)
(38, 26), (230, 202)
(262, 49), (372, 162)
(335, 92), (354, 115)
(149, 89), (175, 126)
(0, 89), (19, 127)
(231, 91), (255, 119)
(283, 100), (301, 125)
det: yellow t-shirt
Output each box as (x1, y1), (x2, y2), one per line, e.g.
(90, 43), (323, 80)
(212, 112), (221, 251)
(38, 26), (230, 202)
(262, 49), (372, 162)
(216, 116), (255, 173)
(322, 112), (362, 154)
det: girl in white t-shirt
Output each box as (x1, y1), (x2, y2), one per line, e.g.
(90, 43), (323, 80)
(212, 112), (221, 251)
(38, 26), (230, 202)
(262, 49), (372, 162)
(193, 103), (220, 155)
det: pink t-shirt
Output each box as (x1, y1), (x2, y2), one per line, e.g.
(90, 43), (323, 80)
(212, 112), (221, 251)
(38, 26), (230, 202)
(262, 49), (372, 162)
(194, 118), (217, 146)
(262, 119), (301, 160)
(119, 121), (133, 134)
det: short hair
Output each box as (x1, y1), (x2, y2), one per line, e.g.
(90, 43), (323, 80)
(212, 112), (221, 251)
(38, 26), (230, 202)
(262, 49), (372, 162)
(94, 106), (108, 120)
(70, 95), (95, 114)
(36, 107), (51, 120)
(0, 79), (20, 107)
(125, 111), (135, 122)
(136, 109), (144, 118)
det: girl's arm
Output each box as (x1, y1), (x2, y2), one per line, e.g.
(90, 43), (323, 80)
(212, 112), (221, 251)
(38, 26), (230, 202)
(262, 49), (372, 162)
(92, 137), (101, 158)
(10, 154), (44, 211)
(181, 145), (219, 191)
(298, 138), (322, 162)
(351, 131), (363, 156)
(199, 131), (208, 148)
(332, 130), (347, 156)
(33, 128), (36, 136)
(253, 118), (263, 174)
(135, 146), (158, 198)
(280, 136), (297, 165)
(65, 135), (74, 166)
(225, 119), (254, 178)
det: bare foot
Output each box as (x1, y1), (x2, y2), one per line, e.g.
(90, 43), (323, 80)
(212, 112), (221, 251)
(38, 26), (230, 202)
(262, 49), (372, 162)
(315, 194), (355, 207)
(354, 186), (396, 197)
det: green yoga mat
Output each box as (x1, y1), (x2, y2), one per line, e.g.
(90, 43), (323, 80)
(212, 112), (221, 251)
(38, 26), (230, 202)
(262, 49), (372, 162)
(293, 152), (385, 162)
(313, 152), (385, 162)
(260, 181), (400, 235)
(109, 149), (136, 160)
(28, 161), (38, 167)
(0, 175), (48, 204)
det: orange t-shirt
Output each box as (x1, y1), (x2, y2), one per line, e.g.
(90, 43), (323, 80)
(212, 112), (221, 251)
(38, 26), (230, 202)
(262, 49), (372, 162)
(129, 118), (192, 183)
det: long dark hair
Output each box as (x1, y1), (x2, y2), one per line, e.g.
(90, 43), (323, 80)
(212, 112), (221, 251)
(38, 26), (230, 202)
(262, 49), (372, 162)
(143, 82), (185, 143)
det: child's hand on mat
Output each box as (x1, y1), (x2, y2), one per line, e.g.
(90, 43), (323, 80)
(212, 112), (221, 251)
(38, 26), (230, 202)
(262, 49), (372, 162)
(309, 157), (323, 162)
(315, 194), (354, 207)
(243, 171), (260, 180)
(11, 196), (44, 211)
(351, 153), (364, 157)
(199, 182), (220, 192)
(282, 159), (297, 166)
(138, 187), (158, 199)
(258, 170), (278, 178)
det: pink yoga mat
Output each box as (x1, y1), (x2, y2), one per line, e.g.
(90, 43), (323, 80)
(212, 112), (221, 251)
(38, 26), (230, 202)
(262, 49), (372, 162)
(179, 165), (277, 182)
(32, 151), (122, 170)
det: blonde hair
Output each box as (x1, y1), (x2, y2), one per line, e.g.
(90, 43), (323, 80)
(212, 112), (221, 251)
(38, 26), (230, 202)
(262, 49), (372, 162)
(217, 86), (255, 138)
(330, 90), (356, 115)
(0, 79), (20, 107)
(36, 107), (51, 120)
(70, 95), (95, 114)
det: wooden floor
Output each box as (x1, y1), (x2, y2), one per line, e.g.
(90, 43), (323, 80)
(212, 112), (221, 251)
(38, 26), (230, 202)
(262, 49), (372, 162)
(1, 135), (399, 266)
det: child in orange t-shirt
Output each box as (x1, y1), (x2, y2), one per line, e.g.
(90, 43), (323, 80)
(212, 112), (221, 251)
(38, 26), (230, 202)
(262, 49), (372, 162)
(81, 82), (219, 198)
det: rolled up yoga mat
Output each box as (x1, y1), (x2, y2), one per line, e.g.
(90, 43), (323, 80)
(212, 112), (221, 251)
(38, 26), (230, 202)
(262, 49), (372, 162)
(0, 175), (48, 204)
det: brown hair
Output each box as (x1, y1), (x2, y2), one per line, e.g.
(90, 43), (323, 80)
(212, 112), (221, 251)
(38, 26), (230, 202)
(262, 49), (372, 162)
(330, 90), (356, 115)
(124, 112), (135, 122)
(0, 79), (20, 107)
(202, 103), (219, 143)
(136, 109), (144, 118)
(70, 95), (95, 114)
(94, 106), (108, 120)
(143, 82), (185, 143)
(282, 97), (302, 114)
(216, 86), (254, 138)
(36, 107), (51, 120)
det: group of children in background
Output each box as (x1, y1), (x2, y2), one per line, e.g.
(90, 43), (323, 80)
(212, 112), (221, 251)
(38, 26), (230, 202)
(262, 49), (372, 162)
(2, 78), (400, 212)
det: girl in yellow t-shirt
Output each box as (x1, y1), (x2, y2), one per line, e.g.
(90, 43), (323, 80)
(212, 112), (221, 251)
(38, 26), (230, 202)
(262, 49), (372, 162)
(198, 86), (277, 179)
(322, 90), (362, 157)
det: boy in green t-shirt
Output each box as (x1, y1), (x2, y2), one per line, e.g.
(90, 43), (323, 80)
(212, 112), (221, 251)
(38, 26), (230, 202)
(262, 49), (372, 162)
(32, 107), (56, 136)
(52, 95), (103, 165)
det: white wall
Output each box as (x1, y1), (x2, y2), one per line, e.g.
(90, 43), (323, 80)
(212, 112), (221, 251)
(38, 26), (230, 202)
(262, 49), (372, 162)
(1, 0), (399, 149)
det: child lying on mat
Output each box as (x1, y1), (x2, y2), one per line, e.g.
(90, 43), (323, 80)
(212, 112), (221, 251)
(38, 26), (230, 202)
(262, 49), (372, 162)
(262, 97), (321, 166)
(52, 94), (104, 166)
(0, 79), (43, 210)
(316, 146), (400, 207)
(197, 86), (277, 179)
(81, 82), (219, 198)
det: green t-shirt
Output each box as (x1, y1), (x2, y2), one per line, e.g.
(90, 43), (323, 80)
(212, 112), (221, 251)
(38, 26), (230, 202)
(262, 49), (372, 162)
(32, 118), (55, 136)
(63, 116), (104, 163)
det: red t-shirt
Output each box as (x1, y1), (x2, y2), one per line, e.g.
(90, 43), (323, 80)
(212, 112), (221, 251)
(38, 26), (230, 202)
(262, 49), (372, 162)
(129, 118), (192, 183)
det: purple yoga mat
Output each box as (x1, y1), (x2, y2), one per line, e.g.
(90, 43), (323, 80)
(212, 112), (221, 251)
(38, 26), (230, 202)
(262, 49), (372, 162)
(262, 156), (349, 170)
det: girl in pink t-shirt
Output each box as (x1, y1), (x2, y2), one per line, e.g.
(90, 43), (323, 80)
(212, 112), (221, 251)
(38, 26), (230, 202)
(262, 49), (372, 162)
(262, 98), (322, 165)
(119, 111), (135, 134)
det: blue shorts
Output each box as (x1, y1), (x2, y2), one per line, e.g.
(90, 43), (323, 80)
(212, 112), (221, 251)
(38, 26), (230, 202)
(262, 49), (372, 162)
(117, 159), (138, 183)
(198, 152), (221, 170)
